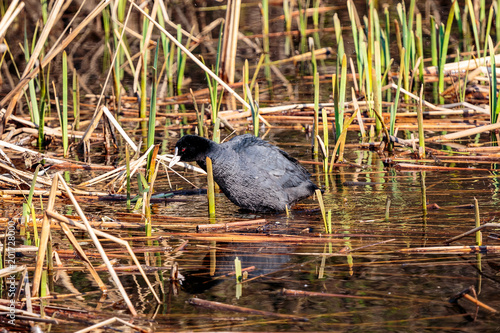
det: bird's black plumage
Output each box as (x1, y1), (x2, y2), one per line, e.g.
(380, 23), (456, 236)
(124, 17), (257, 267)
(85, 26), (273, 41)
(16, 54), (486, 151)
(170, 134), (318, 212)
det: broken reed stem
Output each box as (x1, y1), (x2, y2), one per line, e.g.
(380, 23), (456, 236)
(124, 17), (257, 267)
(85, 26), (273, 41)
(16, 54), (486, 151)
(188, 298), (308, 321)
(206, 157), (216, 218)
(74, 317), (145, 333)
(462, 293), (498, 313)
(44, 211), (160, 304)
(32, 175), (59, 297)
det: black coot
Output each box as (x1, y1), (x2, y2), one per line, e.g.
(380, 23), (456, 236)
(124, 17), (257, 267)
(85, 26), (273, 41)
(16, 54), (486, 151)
(169, 134), (318, 212)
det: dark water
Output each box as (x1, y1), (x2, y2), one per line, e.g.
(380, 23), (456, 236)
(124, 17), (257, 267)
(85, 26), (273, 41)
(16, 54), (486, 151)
(3, 0), (500, 331)
(36, 131), (499, 332)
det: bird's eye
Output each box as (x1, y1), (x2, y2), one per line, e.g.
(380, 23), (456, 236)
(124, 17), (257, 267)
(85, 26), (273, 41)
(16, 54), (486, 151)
(181, 147), (186, 152)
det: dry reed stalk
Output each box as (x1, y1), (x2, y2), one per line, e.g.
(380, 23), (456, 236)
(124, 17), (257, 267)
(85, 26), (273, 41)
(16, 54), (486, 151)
(32, 174), (59, 297)
(0, 0), (25, 43)
(74, 317), (146, 333)
(46, 209), (162, 304)
(55, 173), (138, 315)
(188, 298), (308, 321)
(427, 121), (500, 141)
(418, 54), (500, 76)
(197, 219), (267, 232)
(101, 106), (138, 151)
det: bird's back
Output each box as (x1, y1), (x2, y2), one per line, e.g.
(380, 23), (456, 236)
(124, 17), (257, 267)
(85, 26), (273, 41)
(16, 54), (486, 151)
(209, 135), (317, 211)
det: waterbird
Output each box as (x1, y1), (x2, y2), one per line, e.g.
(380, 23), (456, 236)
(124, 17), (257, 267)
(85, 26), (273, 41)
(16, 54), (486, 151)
(169, 134), (318, 212)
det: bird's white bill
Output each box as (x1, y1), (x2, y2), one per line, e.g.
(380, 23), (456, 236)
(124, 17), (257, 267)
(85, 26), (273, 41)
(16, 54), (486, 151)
(169, 147), (181, 167)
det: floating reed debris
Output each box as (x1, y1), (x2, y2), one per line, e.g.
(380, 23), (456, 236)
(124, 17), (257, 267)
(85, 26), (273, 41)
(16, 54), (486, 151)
(188, 298), (308, 321)
(197, 219), (267, 232)
(450, 286), (498, 314)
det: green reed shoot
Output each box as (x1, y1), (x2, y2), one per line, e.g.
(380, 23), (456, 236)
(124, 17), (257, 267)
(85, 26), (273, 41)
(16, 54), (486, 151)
(72, 68), (80, 130)
(383, 7), (391, 101)
(497, 0), (500, 40)
(315, 189), (326, 229)
(40, 0), (47, 24)
(116, 0), (128, 80)
(206, 156), (216, 218)
(333, 13), (345, 83)
(147, 42), (159, 172)
(313, 0), (319, 28)
(38, 59), (47, 149)
(177, 25), (193, 96)
(243, 60), (249, 109)
(262, 0), (271, 83)
(61, 51), (69, 157)
(176, 26), (184, 95)
(329, 96), (359, 169)
(438, 5), (456, 98)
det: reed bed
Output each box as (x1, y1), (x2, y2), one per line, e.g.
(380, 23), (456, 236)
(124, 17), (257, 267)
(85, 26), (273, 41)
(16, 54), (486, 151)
(0, 0), (499, 331)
